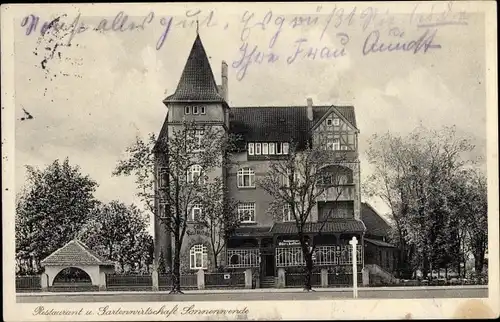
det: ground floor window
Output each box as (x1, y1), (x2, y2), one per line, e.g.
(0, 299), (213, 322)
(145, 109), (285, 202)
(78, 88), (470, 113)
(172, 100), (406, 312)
(189, 244), (208, 270)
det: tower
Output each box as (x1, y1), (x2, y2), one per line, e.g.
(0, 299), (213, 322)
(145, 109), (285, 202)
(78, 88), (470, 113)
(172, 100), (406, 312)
(153, 33), (230, 270)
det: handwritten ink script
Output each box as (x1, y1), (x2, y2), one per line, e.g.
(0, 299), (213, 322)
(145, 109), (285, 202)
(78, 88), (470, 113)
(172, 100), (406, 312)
(33, 304), (250, 318)
(20, 2), (469, 81)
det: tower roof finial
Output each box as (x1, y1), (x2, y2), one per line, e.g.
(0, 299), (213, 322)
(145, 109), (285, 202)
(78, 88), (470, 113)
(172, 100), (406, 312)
(196, 18), (199, 34)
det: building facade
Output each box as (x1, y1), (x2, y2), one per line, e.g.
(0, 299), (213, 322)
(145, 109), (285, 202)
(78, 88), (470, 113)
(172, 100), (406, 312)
(154, 34), (392, 281)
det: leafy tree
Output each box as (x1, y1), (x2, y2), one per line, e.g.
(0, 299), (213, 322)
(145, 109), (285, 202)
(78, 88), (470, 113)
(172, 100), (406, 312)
(113, 121), (239, 293)
(77, 201), (154, 273)
(259, 140), (349, 291)
(365, 126), (479, 279)
(196, 177), (240, 270)
(15, 158), (98, 274)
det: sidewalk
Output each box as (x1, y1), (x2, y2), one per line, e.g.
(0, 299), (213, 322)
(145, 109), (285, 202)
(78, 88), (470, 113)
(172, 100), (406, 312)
(17, 285), (487, 297)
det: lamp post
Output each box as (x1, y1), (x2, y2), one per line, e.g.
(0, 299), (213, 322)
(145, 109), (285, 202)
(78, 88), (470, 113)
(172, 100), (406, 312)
(349, 236), (358, 298)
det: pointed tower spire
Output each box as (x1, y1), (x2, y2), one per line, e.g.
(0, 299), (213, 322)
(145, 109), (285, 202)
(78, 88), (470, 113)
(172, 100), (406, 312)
(164, 34), (224, 103)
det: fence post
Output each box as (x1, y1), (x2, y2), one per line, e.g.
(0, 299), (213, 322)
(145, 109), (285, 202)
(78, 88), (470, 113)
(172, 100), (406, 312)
(277, 268), (286, 288)
(321, 268), (328, 288)
(40, 273), (49, 292)
(99, 271), (107, 291)
(152, 269), (159, 291)
(244, 269), (252, 289)
(362, 267), (369, 286)
(197, 269), (205, 290)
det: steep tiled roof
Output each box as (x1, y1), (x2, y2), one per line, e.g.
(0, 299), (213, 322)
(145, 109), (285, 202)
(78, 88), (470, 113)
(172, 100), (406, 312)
(164, 35), (224, 103)
(41, 239), (115, 267)
(312, 106), (357, 129)
(271, 219), (365, 234)
(229, 106), (313, 148)
(229, 105), (357, 146)
(365, 238), (396, 248)
(361, 203), (392, 237)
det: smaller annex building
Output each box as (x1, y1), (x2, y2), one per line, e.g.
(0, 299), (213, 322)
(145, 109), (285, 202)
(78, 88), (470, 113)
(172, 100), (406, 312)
(40, 239), (115, 290)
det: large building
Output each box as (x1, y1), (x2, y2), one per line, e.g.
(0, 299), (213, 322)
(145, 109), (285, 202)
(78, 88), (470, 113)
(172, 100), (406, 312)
(153, 34), (396, 282)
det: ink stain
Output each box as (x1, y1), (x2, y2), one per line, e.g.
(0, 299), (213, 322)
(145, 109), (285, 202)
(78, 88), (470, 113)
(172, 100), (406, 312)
(20, 107), (34, 121)
(40, 58), (48, 69)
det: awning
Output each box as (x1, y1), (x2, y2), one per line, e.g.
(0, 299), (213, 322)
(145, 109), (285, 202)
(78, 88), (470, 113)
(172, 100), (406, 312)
(270, 219), (366, 234)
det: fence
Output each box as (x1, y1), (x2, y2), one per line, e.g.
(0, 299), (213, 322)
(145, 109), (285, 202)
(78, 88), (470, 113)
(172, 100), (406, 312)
(328, 272), (363, 287)
(16, 276), (41, 292)
(106, 274), (153, 291)
(159, 274), (197, 290)
(285, 273), (321, 288)
(205, 272), (245, 289)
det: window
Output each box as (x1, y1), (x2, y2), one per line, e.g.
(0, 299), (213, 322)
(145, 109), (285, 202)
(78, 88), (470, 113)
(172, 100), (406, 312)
(333, 118), (340, 126)
(276, 143), (282, 155)
(255, 143), (262, 155)
(283, 143), (289, 154)
(193, 129), (204, 152)
(262, 143), (269, 155)
(238, 202), (256, 223)
(187, 165), (203, 183)
(200, 106), (206, 114)
(326, 139), (340, 151)
(326, 117), (340, 126)
(158, 202), (167, 219)
(326, 118), (333, 126)
(191, 204), (202, 221)
(283, 204), (294, 222)
(185, 106), (191, 114)
(158, 167), (168, 188)
(237, 168), (255, 188)
(189, 244), (208, 270)
(248, 143), (254, 155)
(269, 143), (275, 154)
(193, 106), (199, 114)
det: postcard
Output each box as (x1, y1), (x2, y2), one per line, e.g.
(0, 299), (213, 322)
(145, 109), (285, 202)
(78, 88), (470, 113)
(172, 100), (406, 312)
(1, 1), (498, 321)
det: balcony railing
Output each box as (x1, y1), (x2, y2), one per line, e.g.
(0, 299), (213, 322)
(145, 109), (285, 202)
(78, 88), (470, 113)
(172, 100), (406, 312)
(226, 248), (260, 268)
(276, 245), (362, 267)
(317, 184), (356, 201)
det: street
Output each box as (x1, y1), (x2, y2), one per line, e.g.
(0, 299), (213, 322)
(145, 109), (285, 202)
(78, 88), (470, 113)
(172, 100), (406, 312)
(17, 286), (488, 303)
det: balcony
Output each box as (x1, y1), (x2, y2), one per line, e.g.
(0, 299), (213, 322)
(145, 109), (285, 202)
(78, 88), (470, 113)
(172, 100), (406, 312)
(226, 248), (260, 268)
(317, 184), (356, 201)
(276, 245), (362, 267)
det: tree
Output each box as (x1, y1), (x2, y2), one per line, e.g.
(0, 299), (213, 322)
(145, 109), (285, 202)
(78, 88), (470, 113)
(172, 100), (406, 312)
(197, 177), (240, 270)
(77, 201), (154, 273)
(365, 125), (478, 279)
(259, 140), (349, 291)
(113, 121), (239, 293)
(15, 158), (98, 274)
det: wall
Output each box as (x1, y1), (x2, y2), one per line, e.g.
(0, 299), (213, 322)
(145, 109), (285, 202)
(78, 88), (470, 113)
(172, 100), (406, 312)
(167, 103), (226, 124)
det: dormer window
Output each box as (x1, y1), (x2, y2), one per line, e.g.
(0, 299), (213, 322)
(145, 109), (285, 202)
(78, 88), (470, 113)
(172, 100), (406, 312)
(262, 143), (269, 155)
(283, 143), (289, 154)
(185, 106), (191, 114)
(255, 143), (262, 155)
(200, 106), (206, 114)
(269, 143), (275, 154)
(248, 143), (254, 155)
(193, 106), (199, 114)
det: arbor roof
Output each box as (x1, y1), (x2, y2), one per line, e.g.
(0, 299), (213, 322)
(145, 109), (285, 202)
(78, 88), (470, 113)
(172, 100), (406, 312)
(41, 239), (115, 267)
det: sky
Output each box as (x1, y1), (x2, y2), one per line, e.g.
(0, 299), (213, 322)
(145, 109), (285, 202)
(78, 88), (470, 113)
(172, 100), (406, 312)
(12, 3), (487, 235)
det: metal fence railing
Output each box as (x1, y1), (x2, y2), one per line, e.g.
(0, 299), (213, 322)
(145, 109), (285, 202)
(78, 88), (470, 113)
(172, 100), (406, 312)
(205, 272), (245, 288)
(16, 276), (41, 292)
(106, 274), (152, 291)
(328, 272), (363, 287)
(285, 273), (322, 287)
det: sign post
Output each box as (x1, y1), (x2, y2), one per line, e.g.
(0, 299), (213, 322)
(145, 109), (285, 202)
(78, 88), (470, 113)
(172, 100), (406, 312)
(349, 236), (358, 299)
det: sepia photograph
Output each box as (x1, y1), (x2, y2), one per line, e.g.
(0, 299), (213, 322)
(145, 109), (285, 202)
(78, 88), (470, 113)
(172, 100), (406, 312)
(2, 1), (498, 320)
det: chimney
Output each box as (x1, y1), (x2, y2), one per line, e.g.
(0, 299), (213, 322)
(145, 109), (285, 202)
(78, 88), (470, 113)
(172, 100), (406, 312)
(221, 61), (228, 101)
(307, 97), (313, 121)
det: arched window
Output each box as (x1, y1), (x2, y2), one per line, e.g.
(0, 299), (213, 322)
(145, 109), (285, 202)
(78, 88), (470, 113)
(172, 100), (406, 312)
(237, 168), (255, 188)
(186, 165), (203, 183)
(190, 244), (208, 270)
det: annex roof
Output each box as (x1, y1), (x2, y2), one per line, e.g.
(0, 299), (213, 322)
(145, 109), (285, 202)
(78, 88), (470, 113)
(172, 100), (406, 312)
(41, 239), (115, 267)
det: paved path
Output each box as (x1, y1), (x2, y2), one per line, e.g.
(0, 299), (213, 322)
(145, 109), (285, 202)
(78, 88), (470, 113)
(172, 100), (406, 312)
(17, 286), (488, 303)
